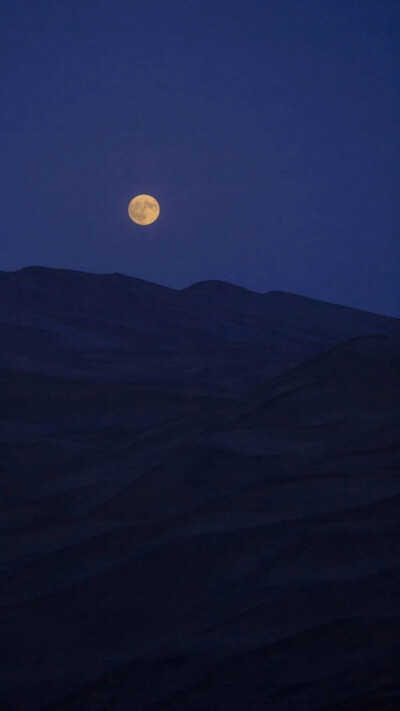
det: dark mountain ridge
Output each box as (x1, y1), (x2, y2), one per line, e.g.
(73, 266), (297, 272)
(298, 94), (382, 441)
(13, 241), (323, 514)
(1, 266), (399, 395)
(0, 267), (399, 710)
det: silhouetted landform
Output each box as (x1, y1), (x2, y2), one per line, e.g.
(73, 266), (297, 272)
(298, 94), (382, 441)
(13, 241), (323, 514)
(1, 267), (399, 710)
(1, 266), (400, 394)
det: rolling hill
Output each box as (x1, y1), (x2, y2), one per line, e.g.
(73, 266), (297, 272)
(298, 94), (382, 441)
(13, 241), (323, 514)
(0, 267), (399, 710)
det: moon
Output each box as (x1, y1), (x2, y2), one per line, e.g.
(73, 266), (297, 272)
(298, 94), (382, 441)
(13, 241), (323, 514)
(128, 195), (160, 225)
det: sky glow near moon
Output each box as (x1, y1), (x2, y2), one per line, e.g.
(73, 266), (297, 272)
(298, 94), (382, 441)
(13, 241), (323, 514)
(128, 195), (160, 225)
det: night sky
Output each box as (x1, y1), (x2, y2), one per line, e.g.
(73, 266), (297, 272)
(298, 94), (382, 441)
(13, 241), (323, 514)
(2, 0), (399, 316)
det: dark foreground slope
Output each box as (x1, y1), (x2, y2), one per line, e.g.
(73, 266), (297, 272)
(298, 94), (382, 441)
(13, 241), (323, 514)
(1, 331), (399, 711)
(1, 266), (400, 394)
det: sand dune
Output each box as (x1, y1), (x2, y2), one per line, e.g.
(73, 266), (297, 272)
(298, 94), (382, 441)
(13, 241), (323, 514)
(1, 266), (399, 394)
(0, 269), (399, 710)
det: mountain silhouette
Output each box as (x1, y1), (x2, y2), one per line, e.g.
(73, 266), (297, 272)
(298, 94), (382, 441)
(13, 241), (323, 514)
(0, 267), (399, 711)
(1, 266), (399, 394)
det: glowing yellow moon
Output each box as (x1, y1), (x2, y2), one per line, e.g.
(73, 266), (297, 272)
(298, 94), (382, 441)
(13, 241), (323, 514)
(128, 195), (160, 225)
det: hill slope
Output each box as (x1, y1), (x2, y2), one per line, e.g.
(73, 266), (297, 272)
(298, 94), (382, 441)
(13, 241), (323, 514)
(1, 266), (399, 394)
(0, 325), (399, 710)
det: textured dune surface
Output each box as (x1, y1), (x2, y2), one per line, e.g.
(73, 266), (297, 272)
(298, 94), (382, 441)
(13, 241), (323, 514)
(0, 268), (399, 710)
(1, 266), (399, 395)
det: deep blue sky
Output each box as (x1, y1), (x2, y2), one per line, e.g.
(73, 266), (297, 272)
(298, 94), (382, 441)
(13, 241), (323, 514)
(1, 0), (399, 315)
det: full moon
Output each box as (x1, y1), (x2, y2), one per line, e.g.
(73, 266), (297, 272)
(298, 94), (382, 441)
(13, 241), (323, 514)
(128, 195), (160, 225)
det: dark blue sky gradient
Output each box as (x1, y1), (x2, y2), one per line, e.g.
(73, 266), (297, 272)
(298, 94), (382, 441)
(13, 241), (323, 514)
(1, 0), (399, 315)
